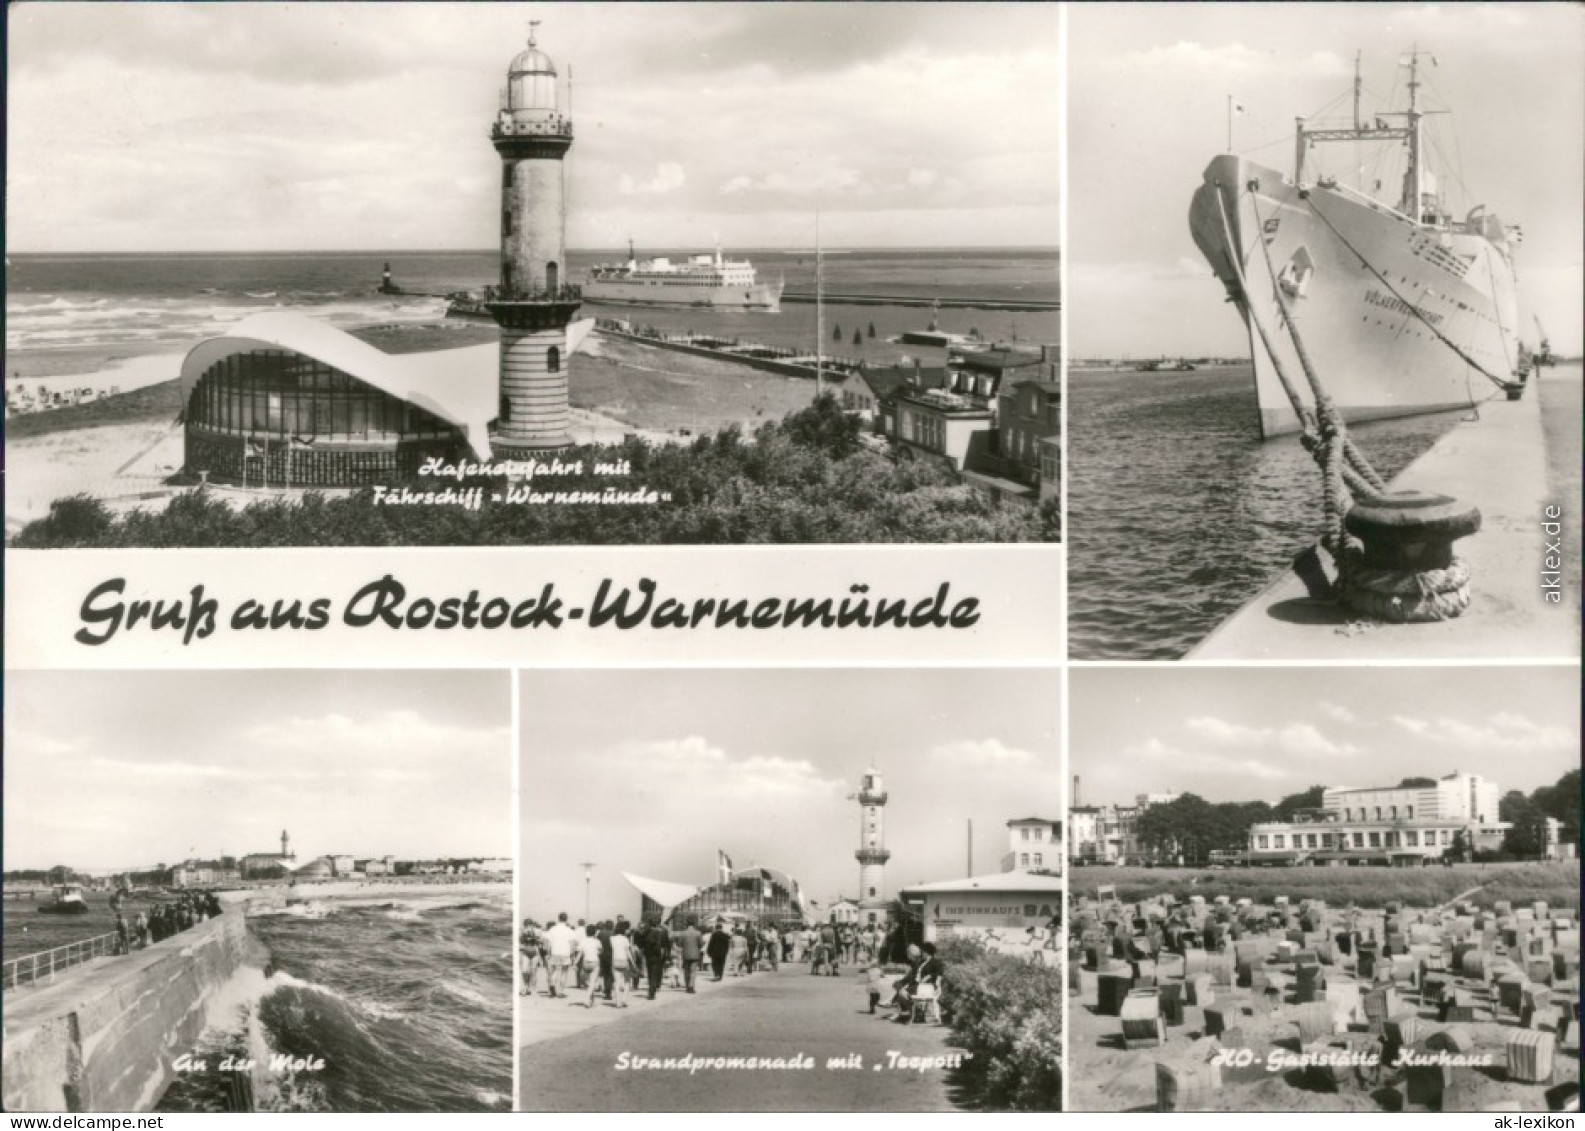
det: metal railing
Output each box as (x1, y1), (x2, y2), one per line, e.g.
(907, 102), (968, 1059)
(4, 932), (120, 991)
(481, 283), (582, 304)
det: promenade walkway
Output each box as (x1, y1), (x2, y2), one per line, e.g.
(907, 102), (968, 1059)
(519, 966), (970, 1111)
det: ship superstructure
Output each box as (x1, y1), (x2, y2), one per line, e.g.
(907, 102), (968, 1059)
(586, 245), (783, 311)
(1189, 51), (1526, 437)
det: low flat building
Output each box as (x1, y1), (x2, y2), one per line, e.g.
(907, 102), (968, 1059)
(899, 871), (1063, 944)
(1247, 814), (1508, 865)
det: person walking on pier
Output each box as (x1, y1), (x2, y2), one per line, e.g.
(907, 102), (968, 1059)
(581, 926), (605, 1009)
(543, 912), (577, 999)
(636, 916), (671, 1001)
(608, 924), (633, 1009)
(114, 913), (130, 956)
(816, 922), (841, 976)
(597, 922), (615, 1002)
(706, 921), (731, 981)
(677, 915), (703, 993)
(519, 919), (544, 997)
(136, 911), (150, 950)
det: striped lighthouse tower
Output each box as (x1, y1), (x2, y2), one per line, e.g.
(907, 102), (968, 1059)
(487, 22), (581, 454)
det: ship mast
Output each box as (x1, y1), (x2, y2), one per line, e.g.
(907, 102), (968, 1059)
(815, 210), (823, 398)
(1405, 48), (1423, 223)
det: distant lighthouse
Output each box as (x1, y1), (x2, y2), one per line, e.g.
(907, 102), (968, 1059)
(486, 22), (581, 454)
(854, 768), (892, 922)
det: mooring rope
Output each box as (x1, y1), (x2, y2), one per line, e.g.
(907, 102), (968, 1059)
(1231, 181), (1478, 621)
(1212, 187), (1384, 507)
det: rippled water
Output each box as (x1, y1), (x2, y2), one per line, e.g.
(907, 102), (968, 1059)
(156, 889), (512, 1113)
(4, 249), (1057, 361)
(1067, 365), (1471, 659)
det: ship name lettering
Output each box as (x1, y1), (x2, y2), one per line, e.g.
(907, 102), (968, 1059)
(1362, 287), (1443, 327)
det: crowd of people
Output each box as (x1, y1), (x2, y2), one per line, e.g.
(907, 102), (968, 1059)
(109, 888), (224, 955)
(518, 911), (946, 1023)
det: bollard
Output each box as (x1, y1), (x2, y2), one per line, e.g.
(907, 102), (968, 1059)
(1340, 490), (1482, 624)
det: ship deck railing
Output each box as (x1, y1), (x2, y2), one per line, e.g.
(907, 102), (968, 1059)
(4, 931), (120, 992)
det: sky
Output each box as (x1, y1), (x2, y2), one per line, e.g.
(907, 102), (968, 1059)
(1069, 3), (1585, 357)
(519, 668), (1060, 922)
(3, 671), (512, 872)
(1070, 665), (1579, 809)
(4, 2), (1060, 253)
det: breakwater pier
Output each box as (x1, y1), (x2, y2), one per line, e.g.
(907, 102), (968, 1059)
(781, 291), (1058, 312)
(2, 914), (261, 1112)
(594, 320), (866, 381)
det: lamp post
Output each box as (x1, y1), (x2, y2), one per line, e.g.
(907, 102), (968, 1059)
(580, 861), (595, 922)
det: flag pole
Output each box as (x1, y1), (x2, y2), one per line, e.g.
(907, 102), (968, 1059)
(1227, 95), (1233, 152)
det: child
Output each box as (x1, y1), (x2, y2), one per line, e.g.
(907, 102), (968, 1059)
(865, 964), (888, 1014)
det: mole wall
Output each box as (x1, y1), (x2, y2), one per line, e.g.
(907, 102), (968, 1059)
(2, 913), (257, 1112)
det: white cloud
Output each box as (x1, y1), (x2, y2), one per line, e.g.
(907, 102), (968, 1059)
(243, 710), (508, 758)
(1318, 702), (1358, 724)
(1184, 716), (1360, 758)
(611, 737), (840, 797)
(1392, 713), (1574, 752)
(1124, 738), (1289, 782)
(3, 729), (81, 757)
(619, 162), (687, 196)
(931, 738), (1036, 767)
(1101, 42), (1348, 80)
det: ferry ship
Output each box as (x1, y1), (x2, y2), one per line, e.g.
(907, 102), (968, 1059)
(40, 884), (90, 915)
(1189, 52), (1527, 437)
(584, 245), (783, 311)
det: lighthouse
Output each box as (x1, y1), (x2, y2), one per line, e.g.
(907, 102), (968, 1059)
(280, 829), (291, 858)
(486, 22), (581, 454)
(854, 768), (891, 922)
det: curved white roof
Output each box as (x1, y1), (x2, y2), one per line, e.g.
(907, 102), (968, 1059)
(621, 872), (701, 913)
(179, 312), (500, 459)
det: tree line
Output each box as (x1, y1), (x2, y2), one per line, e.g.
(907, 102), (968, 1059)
(14, 396), (1061, 547)
(1130, 768), (1579, 865)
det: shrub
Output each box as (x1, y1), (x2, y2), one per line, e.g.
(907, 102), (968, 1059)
(940, 942), (1062, 1110)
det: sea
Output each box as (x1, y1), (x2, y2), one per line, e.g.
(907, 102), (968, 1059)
(154, 887), (514, 1113)
(0, 887), (512, 1113)
(4, 248), (1059, 381)
(1066, 364), (1583, 660)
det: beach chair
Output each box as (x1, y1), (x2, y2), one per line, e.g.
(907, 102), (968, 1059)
(910, 981), (942, 1024)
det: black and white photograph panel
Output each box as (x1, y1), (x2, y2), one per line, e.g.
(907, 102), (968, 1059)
(1066, 665), (1580, 1113)
(517, 668), (1062, 1112)
(1, 671), (514, 1114)
(1066, 3), (1582, 660)
(6, 2), (1060, 548)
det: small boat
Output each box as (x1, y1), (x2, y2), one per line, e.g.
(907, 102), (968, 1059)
(444, 291), (495, 321)
(39, 883), (90, 915)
